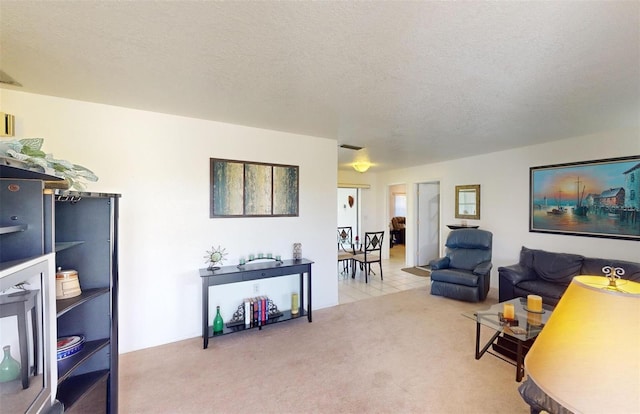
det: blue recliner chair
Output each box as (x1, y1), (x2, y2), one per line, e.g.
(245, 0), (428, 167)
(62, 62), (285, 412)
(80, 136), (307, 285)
(429, 228), (493, 302)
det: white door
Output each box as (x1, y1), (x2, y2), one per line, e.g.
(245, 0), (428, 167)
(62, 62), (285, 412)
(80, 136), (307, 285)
(417, 182), (440, 267)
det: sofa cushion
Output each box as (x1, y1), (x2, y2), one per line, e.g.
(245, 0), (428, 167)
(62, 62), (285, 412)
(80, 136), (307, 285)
(519, 246), (535, 268)
(533, 250), (583, 284)
(448, 249), (490, 271)
(516, 280), (567, 301)
(430, 268), (479, 287)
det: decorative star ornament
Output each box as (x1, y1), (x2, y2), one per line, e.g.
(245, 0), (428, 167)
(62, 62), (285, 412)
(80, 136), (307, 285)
(204, 246), (228, 270)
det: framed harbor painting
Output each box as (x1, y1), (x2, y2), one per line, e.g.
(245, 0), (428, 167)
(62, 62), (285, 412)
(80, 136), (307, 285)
(210, 158), (299, 218)
(529, 155), (640, 241)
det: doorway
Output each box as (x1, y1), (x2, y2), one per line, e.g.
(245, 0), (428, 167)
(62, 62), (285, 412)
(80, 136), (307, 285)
(416, 181), (440, 268)
(337, 187), (360, 239)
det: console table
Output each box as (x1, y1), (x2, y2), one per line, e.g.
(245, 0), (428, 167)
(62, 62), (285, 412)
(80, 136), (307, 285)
(0, 289), (39, 389)
(200, 258), (313, 349)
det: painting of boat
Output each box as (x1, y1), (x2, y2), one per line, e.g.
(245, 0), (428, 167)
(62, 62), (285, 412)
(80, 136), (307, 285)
(572, 177), (588, 216)
(530, 155), (640, 241)
(546, 190), (566, 215)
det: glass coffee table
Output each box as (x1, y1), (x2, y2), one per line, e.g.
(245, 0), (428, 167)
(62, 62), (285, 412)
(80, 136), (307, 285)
(463, 297), (554, 382)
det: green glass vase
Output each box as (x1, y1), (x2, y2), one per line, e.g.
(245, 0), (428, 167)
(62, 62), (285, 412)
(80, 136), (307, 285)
(213, 306), (224, 335)
(0, 345), (20, 383)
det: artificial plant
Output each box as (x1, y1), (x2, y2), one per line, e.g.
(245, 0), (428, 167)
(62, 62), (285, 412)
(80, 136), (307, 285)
(0, 138), (98, 191)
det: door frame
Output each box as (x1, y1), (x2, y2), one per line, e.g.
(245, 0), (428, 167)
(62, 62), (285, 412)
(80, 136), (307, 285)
(416, 181), (441, 268)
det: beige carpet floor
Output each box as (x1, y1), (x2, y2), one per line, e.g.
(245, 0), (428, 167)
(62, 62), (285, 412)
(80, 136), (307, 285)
(120, 287), (530, 413)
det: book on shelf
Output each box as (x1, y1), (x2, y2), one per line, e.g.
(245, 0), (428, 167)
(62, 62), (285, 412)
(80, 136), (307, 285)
(244, 298), (251, 328)
(253, 297), (259, 326)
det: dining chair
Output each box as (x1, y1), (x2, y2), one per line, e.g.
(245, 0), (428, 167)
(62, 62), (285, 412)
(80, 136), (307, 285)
(337, 226), (355, 275)
(352, 231), (384, 283)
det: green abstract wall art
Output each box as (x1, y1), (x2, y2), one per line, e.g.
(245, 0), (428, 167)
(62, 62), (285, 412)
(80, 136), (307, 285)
(210, 158), (299, 218)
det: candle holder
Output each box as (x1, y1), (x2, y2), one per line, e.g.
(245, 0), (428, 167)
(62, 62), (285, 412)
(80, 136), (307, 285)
(498, 312), (519, 326)
(237, 255), (283, 268)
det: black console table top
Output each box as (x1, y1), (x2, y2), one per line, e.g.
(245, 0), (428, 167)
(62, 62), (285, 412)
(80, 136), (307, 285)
(200, 258), (313, 349)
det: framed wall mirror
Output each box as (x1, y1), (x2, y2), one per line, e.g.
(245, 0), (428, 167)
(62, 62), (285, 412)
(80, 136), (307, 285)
(455, 184), (480, 220)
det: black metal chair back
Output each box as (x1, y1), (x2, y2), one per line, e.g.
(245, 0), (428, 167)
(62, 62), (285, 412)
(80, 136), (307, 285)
(337, 226), (353, 249)
(352, 231), (384, 283)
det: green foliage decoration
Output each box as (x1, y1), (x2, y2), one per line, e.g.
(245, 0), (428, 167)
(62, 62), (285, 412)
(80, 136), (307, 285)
(0, 138), (98, 191)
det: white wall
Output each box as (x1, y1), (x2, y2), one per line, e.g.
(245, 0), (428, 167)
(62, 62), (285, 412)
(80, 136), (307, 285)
(379, 130), (640, 287)
(1, 90), (338, 353)
(339, 130), (639, 287)
(5, 88), (638, 353)
(338, 170), (390, 257)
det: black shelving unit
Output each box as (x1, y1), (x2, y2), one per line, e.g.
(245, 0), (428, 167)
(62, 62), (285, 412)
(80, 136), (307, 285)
(53, 190), (120, 414)
(1, 163), (62, 413)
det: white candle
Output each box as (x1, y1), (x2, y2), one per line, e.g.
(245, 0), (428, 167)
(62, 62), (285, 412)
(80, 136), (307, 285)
(527, 295), (543, 312)
(503, 303), (515, 320)
(291, 293), (299, 315)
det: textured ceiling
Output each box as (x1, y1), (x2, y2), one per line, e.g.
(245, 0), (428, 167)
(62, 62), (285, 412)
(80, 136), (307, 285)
(1, 1), (638, 172)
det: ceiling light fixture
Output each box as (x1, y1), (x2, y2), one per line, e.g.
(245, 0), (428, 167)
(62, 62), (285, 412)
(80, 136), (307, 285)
(353, 161), (372, 173)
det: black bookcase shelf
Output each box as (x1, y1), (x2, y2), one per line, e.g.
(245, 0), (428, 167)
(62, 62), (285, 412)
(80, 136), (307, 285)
(55, 241), (85, 252)
(56, 370), (109, 411)
(57, 338), (110, 382)
(56, 288), (110, 316)
(2, 166), (119, 413)
(54, 192), (120, 413)
(0, 223), (27, 234)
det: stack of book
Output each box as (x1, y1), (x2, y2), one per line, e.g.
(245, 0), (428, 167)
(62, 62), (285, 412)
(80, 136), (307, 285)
(245, 296), (268, 328)
(225, 296), (283, 328)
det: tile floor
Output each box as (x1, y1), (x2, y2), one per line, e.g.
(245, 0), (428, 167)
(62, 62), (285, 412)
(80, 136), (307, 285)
(338, 244), (429, 304)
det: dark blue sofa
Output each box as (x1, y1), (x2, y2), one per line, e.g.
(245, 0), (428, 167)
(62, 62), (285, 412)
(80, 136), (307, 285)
(498, 246), (640, 306)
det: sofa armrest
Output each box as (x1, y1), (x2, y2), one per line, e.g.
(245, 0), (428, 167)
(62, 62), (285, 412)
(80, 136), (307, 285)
(429, 257), (450, 270)
(498, 263), (538, 302)
(473, 261), (492, 276)
(498, 264), (537, 286)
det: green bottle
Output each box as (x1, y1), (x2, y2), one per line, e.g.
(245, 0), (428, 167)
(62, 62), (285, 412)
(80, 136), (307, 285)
(213, 306), (224, 335)
(0, 345), (20, 383)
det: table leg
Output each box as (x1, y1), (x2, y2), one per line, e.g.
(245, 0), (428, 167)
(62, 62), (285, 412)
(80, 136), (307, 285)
(475, 322), (501, 360)
(17, 309), (28, 389)
(30, 303), (38, 377)
(299, 272), (304, 319)
(516, 339), (524, 382)
(202, 278), (209, 349)
(307, 270), (312, 322)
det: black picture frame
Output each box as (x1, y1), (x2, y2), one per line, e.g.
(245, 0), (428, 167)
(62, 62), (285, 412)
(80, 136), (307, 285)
(210, 158), (299, 218)
(529, 155), (640, 241)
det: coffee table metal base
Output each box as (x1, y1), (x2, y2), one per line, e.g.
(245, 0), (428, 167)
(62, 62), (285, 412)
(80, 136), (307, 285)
(474, 323), (526, 382)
